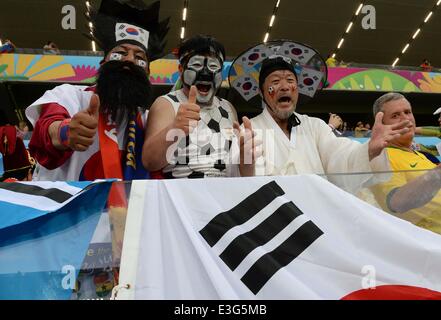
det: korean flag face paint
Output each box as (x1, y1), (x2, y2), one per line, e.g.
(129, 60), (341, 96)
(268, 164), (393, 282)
(109, 51), (148, 68)
(268, 86), (275, 98)
(110, 52), (123, 61)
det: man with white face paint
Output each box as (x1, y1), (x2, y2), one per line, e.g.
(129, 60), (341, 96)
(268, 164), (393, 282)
(230, 42), (413, 191)
(143, 35), (258, 178)
(182, 53), (223, 105)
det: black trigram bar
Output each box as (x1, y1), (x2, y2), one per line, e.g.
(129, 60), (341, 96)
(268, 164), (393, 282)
(199, 181), (285, 247)
(0, 182), (73, 203)
(241, 221), (324, 295)
(219, 201), (303, 271)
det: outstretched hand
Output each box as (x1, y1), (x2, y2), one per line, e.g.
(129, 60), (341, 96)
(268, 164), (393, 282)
(368, 111), (412, 160)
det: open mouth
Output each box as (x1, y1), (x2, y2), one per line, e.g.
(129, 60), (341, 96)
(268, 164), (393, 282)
(278, 96), (292, 103)
(196, 82), (212, 94)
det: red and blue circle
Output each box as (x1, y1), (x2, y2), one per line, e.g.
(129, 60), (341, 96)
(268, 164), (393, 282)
(126, 27), (139, 35)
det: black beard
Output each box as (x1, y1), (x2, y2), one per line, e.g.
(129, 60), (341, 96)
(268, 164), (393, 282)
(96, 60), (152, 124)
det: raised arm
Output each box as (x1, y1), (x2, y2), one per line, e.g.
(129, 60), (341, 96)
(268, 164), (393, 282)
(142, 86), (200, 171)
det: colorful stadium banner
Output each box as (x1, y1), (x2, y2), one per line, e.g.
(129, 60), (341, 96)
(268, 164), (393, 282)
(117, 176), (441, 300)
(0, 53), (181, 84)
(327, 67), (441, 93)
(0, 180), (112, 300)
(0, 53), (228, 85)
(1, 53), (441, 93)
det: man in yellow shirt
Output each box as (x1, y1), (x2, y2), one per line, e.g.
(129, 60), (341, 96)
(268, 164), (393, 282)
(370, 93), (441, 234)
(325, 54), (338, 67)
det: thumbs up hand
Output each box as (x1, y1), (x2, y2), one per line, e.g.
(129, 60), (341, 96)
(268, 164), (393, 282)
(174, 85), (201, 135)
(67, 94), (100, 151)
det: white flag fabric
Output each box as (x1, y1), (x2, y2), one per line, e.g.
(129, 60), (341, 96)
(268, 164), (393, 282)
(118, 175), (441, 300)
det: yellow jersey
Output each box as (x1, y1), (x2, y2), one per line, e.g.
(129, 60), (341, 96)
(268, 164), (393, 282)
(371, 147), (441, 234)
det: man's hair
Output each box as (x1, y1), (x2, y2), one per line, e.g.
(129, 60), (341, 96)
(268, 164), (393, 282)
(178, 35), (225, 66)
(373, 92), (407, 116)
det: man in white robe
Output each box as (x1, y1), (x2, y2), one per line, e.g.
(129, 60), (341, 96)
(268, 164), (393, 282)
(235, 49), (413, 191)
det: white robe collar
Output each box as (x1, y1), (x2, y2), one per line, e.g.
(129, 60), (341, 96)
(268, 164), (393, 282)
(262, 107), (297, 148)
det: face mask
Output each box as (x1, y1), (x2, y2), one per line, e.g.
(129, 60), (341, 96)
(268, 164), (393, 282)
(182, 54), (223, 105)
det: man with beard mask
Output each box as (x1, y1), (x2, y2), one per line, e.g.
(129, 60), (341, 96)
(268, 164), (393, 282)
(143, 35), (258, 178)
(25, 0), (169, 181)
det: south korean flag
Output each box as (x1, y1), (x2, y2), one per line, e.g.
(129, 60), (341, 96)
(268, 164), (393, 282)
(118, 175), (441, 300)
(238, 44), (273, 69)
(115, 23), (149, 51)
(278, 42), (316, 64)
(297, 68), (324, 98)
(200, 181), (324, 295)
(231, 75), (259, 101)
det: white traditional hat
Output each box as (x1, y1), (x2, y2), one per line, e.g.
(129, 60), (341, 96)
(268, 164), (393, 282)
(228, 40), (327, 107)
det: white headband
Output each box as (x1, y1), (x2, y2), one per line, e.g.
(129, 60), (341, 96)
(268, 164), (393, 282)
(115, 23), (149, 51)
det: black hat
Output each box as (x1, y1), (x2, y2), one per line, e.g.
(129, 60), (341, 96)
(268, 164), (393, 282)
(86, 0), (170, 61)
(258, 55), (298, 90)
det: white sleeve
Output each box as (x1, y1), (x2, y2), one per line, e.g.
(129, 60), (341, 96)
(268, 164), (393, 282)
(315, 119), (389, 192)
(25, 84), (92, 126)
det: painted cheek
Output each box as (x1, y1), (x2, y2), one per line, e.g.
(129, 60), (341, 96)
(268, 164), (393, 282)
(268, 86), (276, 98)
(183, 69), (197, 86)
(109, 53), (123, 61)
(137, 60), (147, 68)
(214, 72), (222, 89)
